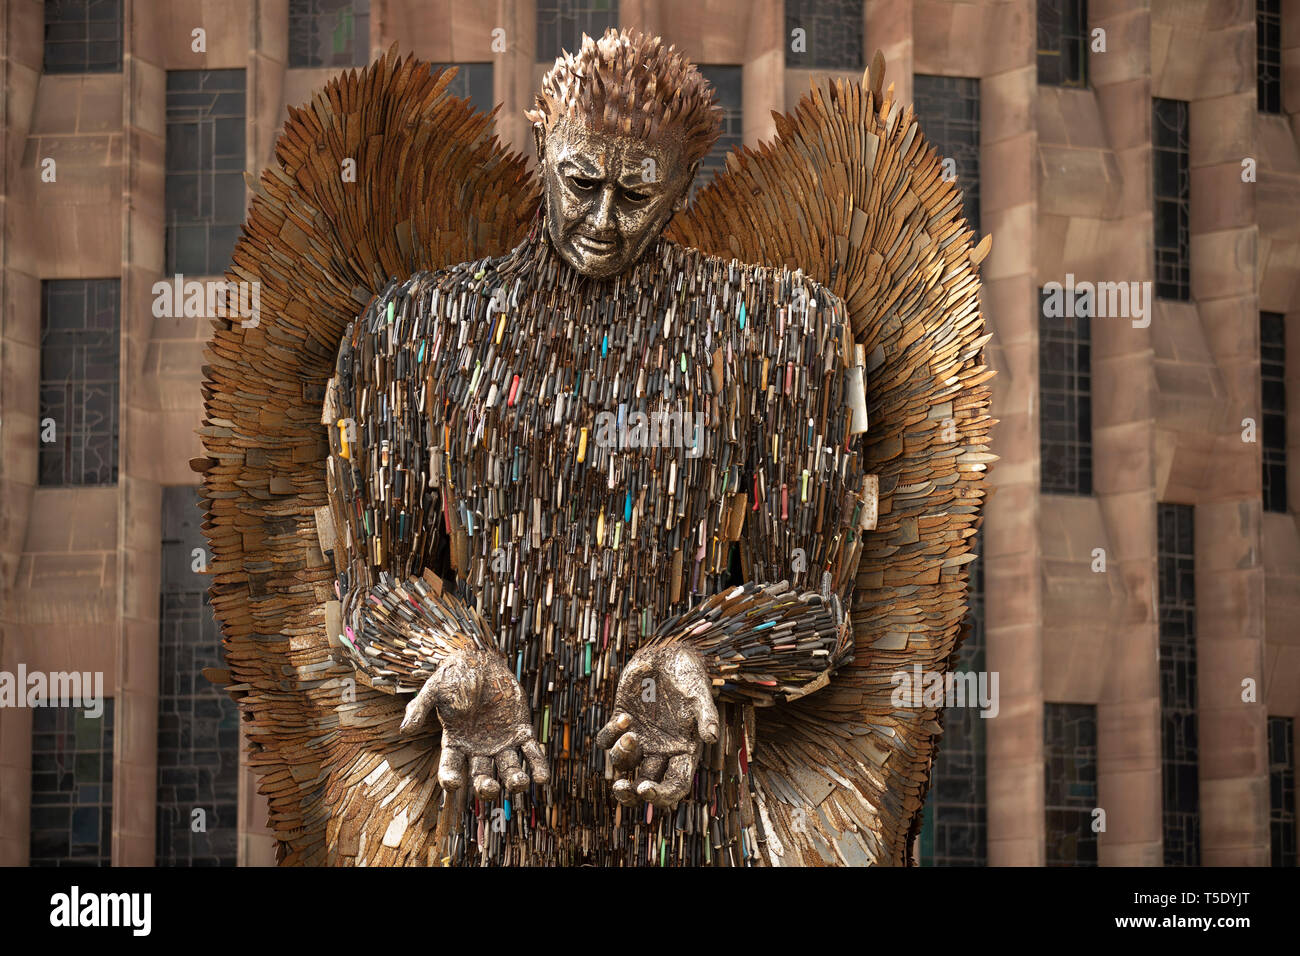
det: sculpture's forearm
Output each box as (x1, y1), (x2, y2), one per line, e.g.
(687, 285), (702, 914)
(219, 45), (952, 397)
(338, 570), (495, 694)
(647, 580), (852, 706)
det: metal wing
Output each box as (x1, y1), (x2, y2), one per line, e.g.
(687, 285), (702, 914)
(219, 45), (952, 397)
(667, 55), (995, 865)
(197, 49), (539, 865)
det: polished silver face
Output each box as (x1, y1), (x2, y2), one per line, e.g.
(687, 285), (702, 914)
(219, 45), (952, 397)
(539, 118), (697, 279)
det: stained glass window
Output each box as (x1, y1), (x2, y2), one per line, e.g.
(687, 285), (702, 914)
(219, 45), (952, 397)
(1269, 715), (1296, 866)
(1258, 0), (1282, 114)
(166, 70), (246, 277)
(30, 700), (115, 866)
(1037, 0), (1088, 87)
(44, 0), (122, 74)
(1040, 288), (1092, 496)
(1044, 702), (1098, 866)
(536, 0), (619, 63)
(289, 0), (370, 69)
(1262, 312), (1287, 513)
(920, 546), (987, 865)
(1153, 98), (1190, 301)
(431, 63), (495, 117)
(156, 487), (239, 866)
(695, 65), (743, 195)
(39, 279), (120, 487)
(785, 0), (864, 70)
(914, 75), (981, 233)
(1158, 502), (1199, 866)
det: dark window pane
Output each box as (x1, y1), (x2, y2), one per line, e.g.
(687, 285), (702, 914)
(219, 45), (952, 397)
(1044, 702), (1098, 865)
(1261, 312), (1288, 513)
(1153, 99), (1190, 301)
(156, 487), (239, 866)
(536, 0), (619, 63)
(914, 75), (981, 234)
(1259, 0), (1282, 114)
(1158, 503), (1199, 865)
(785, 0), (864, 69)
(1037, 0), (1088, 87)
(1039, 289), (1092, 495)
(166, 70), (247, 276)
(40, 279), (120, 487)
(919, 542), (988, 865)
(288, 0), (371, 68)
(45, 0), (121, 73)
(1268, 716), (1296, 866)
(693, 66), (744, 197)
(430, 63), (495, 117)
(30, 700), (115, 866)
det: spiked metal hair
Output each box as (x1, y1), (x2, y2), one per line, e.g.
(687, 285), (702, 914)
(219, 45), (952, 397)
(526, 28), (723, 165)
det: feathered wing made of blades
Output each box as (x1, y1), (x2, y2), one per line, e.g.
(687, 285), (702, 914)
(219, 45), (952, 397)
(666, 56), (994, 865)
(198, 49), (538, 864)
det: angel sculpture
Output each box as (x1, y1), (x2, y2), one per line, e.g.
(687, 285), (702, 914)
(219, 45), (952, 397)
(198, 29), (993, 867)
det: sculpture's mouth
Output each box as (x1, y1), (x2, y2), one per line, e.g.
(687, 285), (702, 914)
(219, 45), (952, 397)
(571, 233), (620, 255)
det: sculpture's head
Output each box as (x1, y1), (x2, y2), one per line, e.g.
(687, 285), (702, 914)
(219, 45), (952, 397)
(527, 29), (723, 279)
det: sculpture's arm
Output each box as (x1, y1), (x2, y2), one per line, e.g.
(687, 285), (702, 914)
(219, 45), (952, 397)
(597, 274), (874, 808)
(322, 273), (548, 799)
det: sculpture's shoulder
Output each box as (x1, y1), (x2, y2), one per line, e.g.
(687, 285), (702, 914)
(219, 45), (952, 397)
(662, 238), (851, 358)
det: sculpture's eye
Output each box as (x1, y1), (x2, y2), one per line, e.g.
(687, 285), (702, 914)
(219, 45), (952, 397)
(621, 188), (650, 203)
(569, 176), (599, 192)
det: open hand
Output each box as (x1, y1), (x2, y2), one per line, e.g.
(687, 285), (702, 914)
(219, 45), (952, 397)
(400, 647), (549, 800)
(596, 644), (719, 809)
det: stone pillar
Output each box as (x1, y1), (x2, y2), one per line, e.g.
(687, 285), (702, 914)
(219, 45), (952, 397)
(1090, 0), (1162, 867)
(0, 0), (42, 868)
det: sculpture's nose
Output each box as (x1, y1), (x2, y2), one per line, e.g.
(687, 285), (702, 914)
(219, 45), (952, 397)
(589, 185), (618, 237)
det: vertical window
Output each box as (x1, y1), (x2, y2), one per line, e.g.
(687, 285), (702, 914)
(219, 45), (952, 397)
(44, 0), (122, 74)
(1262, 312), (1288, 513)
(288, 0), (370, 69)
(920, 546), (988, 865)
(695, 66), (744, 195)
(1270, 716), (1297, 866)
(30, 700), (115, 866)
(913, 75), (981, 233)
(432, 63), (495, 117)
(40, 279), (120, 487)
(1259, 0), (1282, 114)
(1044, 702), (1098, 866)
(156, 487), (239, 866)
(784, 0), (864, 69)
(1158, 502), (1199, 866)
(1153, 98), (1190, 301)
(536, 0), (619, 63)
(166, 70), (246, 277)
(1039, 288), (1092, 495)
(1037, 0), (1088, 87)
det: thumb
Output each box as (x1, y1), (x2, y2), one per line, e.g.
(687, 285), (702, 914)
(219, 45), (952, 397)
(695, 691), (719, 744)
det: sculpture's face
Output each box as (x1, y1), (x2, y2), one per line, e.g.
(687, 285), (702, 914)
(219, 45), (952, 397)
(539, 119), (697, 279)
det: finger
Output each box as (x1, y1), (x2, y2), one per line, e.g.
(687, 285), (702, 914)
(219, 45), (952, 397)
(639, 753), (695, 809)
(609, 731), (642, 771)
(521, 739), (550, 785)
(437, 744), (468, 791)
(596, 712), (633, 749)
(495, 749), (530, 794)
(471, 754), (500, 801)
(695, 693), (720, 745)
(611, 772), (640, 807)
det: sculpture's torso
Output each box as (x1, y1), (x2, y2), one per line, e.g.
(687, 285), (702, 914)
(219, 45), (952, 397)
(331, 229), (855, 865)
